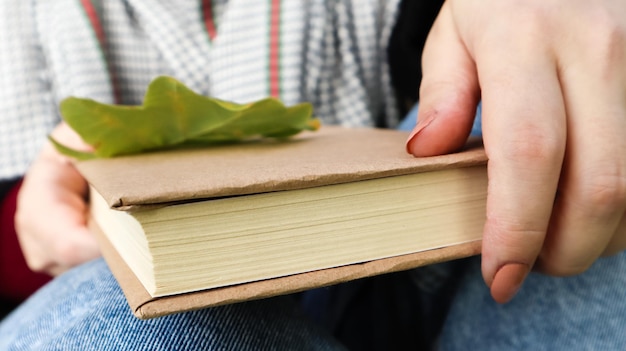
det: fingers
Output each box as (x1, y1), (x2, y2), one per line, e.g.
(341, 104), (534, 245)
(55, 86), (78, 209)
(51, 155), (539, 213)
(536, 15), (626, 275)
(46, 178), (100, 270)
(412, 1), (626, 304)
(15, 145), (100, 276)
(408, 3), (570, 303)
(476, 24), (567, 303)
(406, 3), (480, 157)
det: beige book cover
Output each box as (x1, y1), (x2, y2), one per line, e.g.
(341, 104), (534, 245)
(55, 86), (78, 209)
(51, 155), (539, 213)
(79, 126), (488, 319)
(77, 126), (487, 210)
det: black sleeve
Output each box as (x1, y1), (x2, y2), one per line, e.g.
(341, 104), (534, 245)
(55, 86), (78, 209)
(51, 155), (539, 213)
(0, 178), (20, 203)
(388, 0), (445, 116)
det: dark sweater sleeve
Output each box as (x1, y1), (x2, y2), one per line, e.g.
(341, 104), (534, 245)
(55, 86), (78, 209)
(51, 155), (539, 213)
(388, 0), (445, 116)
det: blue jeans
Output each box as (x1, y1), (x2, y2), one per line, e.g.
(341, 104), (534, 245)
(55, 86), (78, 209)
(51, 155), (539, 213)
(0, 258), (346, 351)
(3, 256), (626, 351)
(439, 254), (626, 351)
(398, 102), (483, 137)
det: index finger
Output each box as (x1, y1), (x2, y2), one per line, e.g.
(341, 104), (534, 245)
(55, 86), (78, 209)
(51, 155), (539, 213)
(477, 36), (567, 303)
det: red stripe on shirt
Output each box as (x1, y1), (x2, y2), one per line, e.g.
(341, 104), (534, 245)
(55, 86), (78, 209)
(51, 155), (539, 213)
(79, 0), (122, 104)
(202, 0), (218, 41)
(269, 0), (281, 98)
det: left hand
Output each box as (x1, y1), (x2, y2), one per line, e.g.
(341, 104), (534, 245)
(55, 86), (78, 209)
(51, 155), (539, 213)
(15, 123), (101, 276)
(406, 0), (626, 303)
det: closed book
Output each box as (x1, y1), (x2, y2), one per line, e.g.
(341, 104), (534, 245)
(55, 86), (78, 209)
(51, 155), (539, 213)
(80, 126), (487, 319)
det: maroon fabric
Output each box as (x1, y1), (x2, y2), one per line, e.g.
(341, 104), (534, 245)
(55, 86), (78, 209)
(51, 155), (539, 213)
(0, 180), (51, 303)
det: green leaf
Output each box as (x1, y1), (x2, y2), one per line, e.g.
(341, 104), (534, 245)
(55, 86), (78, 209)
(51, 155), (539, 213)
(54, 76), (320, 158)
(48, 136), (96, 161)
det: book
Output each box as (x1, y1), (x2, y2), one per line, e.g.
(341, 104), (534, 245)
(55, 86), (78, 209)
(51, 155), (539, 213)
(80, 126), (488, 319)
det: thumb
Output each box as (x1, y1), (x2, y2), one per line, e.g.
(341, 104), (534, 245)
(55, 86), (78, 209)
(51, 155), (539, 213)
(406, 3), (480, 157)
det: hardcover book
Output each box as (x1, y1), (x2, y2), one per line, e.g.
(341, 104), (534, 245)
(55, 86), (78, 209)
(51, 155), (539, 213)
(80, 126), (488, 319)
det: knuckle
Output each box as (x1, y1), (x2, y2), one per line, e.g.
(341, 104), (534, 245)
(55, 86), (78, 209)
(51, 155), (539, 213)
(581, 10), (626, 74)
(11, 215), (46, 272)
(595, 31), (625, 66)
(589, 9), (626, 46)
(502, 128), (563, 165)
(579, 170), (626, 216)
(479, 3), (551, 52)
(503, 3), (548, 34)
(21, 250), (48, 273)
(486, 216), (542, 237)
(484, 215), (546, 252)
(22, 255), (41, 271)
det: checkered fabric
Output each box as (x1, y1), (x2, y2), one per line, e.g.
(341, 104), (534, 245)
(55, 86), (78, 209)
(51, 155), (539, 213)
(0, 0), (401, 181)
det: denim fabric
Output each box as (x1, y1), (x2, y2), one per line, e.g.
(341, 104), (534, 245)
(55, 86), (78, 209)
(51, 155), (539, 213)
(0, 258), (346, 351)
(438, 253), (626, 351)
(398, 102), (482, 136)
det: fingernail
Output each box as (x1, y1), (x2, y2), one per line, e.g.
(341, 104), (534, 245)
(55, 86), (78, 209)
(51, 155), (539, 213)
(405, 113), (437, 153)
(490, 263), (529, 304)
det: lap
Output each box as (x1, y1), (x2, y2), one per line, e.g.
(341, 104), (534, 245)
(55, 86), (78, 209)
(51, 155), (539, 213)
(439, 252), (626, 351)
(0, 258), (345, 351)
(3, 248), (626, 350)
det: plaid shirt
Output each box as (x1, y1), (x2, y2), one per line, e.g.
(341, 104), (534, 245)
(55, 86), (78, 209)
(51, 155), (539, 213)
(0, 0), (400, 181)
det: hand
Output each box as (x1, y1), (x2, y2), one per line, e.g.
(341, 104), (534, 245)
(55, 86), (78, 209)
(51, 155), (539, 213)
(406, 0), (626, 303)
(15, 123), (100, 276)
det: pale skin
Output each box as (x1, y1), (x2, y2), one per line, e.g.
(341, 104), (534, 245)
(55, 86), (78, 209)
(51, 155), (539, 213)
(15, 123), (99, 276)
(15, 0), (626, 304)
(407, 0), (626, 303)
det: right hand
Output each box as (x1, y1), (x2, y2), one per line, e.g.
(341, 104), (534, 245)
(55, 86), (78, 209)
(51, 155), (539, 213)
(15, 123), (100, 276)
(406, 0), (626, 304)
